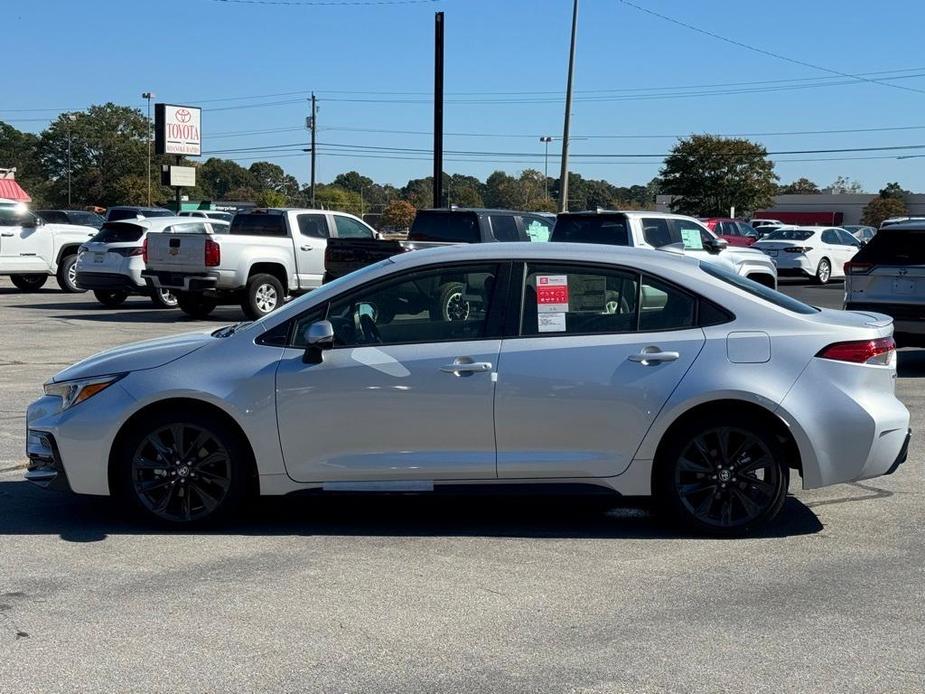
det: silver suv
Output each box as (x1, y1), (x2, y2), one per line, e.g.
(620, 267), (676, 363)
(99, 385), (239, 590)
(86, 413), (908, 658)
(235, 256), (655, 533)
(845, 221), (925, 346)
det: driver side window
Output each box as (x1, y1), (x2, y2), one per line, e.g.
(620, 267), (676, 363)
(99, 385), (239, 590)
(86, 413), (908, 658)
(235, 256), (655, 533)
(296, 263), (502, 348)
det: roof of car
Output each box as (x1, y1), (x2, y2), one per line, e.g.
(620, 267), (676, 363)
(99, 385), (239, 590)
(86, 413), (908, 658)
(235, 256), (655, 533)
(879, 220), (925, 231)
(103, 216), (210, 229)
(420, 207), (542, 216)
(559, 209), (700, 220)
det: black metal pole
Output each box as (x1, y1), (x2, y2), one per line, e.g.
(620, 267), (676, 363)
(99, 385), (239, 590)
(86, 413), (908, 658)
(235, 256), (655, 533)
(175, 154), (181, 211)
(559, 0), (579, 213)
(433, 11), (444, 209)
(310, 93), (317, 207)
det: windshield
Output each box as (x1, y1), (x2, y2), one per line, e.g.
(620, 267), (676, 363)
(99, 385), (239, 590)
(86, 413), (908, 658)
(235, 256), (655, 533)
(91, 222), (145, 243)
(410, 211), (480, 243)
(700, 261), (819, 314)
(763, 229), (814, 241)
(552, 215), (630, 245)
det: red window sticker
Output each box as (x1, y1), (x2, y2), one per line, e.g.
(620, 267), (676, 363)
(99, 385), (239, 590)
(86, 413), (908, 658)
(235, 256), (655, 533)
(536, 274), (569, 313)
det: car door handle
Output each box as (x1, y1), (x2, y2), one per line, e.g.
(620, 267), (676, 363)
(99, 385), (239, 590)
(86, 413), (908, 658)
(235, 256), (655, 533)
(441, 361), (493, 375)
(300, 244), (313, 251)
(0, 232), (14, 237)
(628, 350), (680, 365)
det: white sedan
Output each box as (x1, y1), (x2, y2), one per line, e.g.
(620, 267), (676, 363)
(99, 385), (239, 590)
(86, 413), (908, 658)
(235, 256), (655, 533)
(752, 226), (862, 284)
(25, 243), (910, 535)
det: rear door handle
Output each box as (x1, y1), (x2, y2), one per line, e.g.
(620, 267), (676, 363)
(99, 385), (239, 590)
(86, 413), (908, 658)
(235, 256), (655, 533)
(300, 244), (313, 251)
(629, 349), (680, 365)
(441, 361), (493, 375)
(0, 232), (14, 237)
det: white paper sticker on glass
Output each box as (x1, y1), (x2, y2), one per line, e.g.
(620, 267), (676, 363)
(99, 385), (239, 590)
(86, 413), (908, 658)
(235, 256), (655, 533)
(538, 312), (567, 332)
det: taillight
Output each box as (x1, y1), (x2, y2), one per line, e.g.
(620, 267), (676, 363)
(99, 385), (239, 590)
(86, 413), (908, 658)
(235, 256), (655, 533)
(142, 237), (148, 263)
(845, 261), (872, 275)
(784, 246), (813, 253)
(816, 337), (896, 365)
(204, 239), (221, 267)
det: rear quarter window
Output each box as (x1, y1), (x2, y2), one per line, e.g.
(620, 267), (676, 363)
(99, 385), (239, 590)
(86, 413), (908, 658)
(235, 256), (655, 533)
(410, 212), (480, 243)
(551, 215), (630, 245)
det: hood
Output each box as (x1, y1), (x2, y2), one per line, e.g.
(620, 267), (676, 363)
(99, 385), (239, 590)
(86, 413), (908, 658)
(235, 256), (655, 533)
(53, 331), (213, 383)
(47, 223), (97, 239)
(721, 245), (770, 258)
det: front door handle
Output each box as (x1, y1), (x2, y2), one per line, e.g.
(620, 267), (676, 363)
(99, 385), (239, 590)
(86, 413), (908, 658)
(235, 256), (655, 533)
(441, 361), (493, 375)
(0, 232), (14, 237)
(300, 244), (313, 251)
(628, 348), (680, 365)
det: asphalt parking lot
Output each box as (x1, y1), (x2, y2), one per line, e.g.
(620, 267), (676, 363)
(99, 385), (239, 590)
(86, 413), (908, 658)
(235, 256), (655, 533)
(1, 278), (923, 693)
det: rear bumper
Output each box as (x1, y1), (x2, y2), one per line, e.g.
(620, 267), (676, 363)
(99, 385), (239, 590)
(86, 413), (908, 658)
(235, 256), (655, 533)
(885, 429), (911, 476)
(75, 271), (144, 292)
(142, 270), (218, 292)
(845, 302), (925, 338)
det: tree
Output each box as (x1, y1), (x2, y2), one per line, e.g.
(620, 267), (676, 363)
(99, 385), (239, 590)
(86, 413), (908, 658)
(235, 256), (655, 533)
(827, 176), (864, 194)
(658, 135), (778, 217)
(380, 199), (416, 230)
(224, 186), (259, 202)
(255, 189), (288, 208)
(333, 170), (374, 194)
(862, 197), (906, 228)
(198, 158), (257, 200)
(779, 177), (819, 194)
(401, 177), (433, 208)
(0, 122), (45, 203)
(315, 184), (361, 215)
(879, 181), (908, 200)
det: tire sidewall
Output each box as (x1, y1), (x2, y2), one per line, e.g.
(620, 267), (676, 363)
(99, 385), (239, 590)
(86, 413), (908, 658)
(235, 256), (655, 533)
(815, 258), (831, 285)
(243, 274), (284, 319)
(10, 274), (48, 292)
(93, 289), (128, 307)
(177, 292), (216, 319)
(56, 254), (84, 293)
(654, 413), (789, 536)
(151, 289), (178, 308)
(113, 409), (249, 527)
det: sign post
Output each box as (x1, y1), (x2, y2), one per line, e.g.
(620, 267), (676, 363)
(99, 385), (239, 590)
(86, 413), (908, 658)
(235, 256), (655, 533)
(154, 104), (202, 212)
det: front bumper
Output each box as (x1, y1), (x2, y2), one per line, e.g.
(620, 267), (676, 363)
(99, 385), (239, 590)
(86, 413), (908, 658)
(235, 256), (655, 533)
(24, 430), (71, 492)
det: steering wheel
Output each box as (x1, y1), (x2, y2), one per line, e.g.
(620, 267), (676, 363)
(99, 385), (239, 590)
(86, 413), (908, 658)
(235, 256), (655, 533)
(359, 314), (382, 344)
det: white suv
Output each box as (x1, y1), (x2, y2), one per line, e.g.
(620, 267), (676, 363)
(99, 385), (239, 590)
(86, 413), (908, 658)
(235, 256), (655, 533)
(845, 221), (925, 346)
(75, 217), (228, 308)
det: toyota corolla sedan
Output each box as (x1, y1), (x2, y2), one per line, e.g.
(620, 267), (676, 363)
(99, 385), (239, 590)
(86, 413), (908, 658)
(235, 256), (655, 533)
(25, 243), (910, 535)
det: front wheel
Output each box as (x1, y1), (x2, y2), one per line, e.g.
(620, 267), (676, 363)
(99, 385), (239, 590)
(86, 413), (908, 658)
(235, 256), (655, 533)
(813, 258), (831, 285)
(113, 410), (249, 525)
(655, 415), (789, 536)
(56, 254), (84, 293)
(10, 274), (48, 292)
(430, 281), (469, 322)
(150, 288), (178, 309)
(93, 289), (128, 307)
(176, 292), (217, 319)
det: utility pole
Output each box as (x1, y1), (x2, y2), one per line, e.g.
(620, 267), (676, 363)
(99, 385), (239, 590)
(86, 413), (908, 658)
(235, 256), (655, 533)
(309, 93), (317, 207)
(142, 92), (155, 206)
(558, 0), (579, 213)
(433, 11), (445, 209)
(540, 136), (553, 201)
(66, 113), (77, 207)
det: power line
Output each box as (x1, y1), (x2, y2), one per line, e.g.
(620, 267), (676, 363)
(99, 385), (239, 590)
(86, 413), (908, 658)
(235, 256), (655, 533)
(212, 0), (438, 5)
(616, 0), (925, 97)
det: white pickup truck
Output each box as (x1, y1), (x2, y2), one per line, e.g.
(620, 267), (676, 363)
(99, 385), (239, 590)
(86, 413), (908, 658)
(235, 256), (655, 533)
(0, 203), (97, 292)
(142, 208), (378, 318)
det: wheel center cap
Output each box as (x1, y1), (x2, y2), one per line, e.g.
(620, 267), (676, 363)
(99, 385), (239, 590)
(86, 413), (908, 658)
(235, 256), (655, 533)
(718, 469), (732, 483)
(177, 465), (190, 478)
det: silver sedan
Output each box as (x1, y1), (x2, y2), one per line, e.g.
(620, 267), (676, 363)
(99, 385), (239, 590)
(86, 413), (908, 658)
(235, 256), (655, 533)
(25, 243), (911, 535)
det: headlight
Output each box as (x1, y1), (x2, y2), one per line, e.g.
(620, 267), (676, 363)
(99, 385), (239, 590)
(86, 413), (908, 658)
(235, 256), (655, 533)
(44, 374), (124, 411)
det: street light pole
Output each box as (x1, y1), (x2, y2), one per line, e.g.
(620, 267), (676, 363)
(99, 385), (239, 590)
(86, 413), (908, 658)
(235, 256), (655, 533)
(558, 0), (579, 213)
(142, 92), (155, 206)
(540, 136), (553, 201)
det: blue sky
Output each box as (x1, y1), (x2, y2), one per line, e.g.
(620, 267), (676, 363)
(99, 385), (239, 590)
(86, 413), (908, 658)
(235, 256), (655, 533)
(6, 0), (925, 192)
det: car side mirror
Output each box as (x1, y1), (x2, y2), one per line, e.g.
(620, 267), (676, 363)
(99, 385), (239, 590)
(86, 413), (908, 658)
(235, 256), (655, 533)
(303, 320), (335, 364)
(706, 237), (728, 254)
(745, 232), (758, 239)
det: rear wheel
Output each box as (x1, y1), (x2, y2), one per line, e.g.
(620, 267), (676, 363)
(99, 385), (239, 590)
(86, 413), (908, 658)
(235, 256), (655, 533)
(93, 289), (128, 307)
(655, 414), (789, 536)
(430, 281), (469, 322)
(10, 274), (48, 292)
(241, 273), (284, 319)
(113, 409), (249, 525)
(813, 258), (831, 285)
(55, 254), (83, 293)
(177, 292), (216, 319)
(150, 288), (178, 309)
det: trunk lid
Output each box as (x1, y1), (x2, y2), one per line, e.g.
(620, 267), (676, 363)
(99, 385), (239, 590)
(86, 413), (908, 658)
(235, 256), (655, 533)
(145, 231), (209, 272)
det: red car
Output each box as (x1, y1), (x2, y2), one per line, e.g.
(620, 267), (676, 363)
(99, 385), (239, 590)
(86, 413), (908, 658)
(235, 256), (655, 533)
(700, 218), (759, 247)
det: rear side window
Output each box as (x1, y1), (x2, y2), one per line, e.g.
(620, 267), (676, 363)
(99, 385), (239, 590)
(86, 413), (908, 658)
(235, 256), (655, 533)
(552, 215), (630, 245)
(641, 218), (680, 247)
(853, 229), (925, 265)
(69, 211), (103, 227)
(639, 276), (695, 331)
(230, 213), (288, 237)
(298, 213), (328, 238)
(522, 215), (552, 242)
(700, 261), (819, 314)
(92, 222), (145, 243)
(410, 212), (480, 243)
(488, 214), (520, 241)
(334, 215), (374, 239)
(38, 210), (67, 224)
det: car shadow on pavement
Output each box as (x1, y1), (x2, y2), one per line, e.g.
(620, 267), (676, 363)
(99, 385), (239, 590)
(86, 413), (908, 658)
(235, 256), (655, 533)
(10, 302), (239, 324)
(897, 350), (925, 378)
(0, 481), (823, 542)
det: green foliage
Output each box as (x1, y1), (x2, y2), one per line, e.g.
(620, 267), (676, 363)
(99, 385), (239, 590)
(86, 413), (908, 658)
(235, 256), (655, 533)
(658, 135), (778, 217)
(315, 184), (362, 216)
(779, 177), (819, 194)
(380, 199), (416, 229)
(198, 159), (257, 200)
(879, 181), (908, 200)
(827, 176), (865, 194)
(255, 189), (288, 208)
(333, 171), (374, 194)
(862, 196), (907, 227)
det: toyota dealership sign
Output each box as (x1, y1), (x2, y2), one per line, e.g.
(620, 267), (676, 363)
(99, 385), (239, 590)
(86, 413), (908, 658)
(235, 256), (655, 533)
(154, 103), (202, 156)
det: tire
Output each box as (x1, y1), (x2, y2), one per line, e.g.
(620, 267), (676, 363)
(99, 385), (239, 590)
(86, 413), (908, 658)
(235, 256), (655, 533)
(241, 273), (284, 319)
(112, 408), (250, 526)
(176, 292), (217, 319)
(813, 258), (831, 285)
(10, 274), (48, 292)
(430, 281), (469, 322)
(55, 254), (84, 293)
(654, 413), (789, 536)
(93, 289), (128, 307)
(150, 288), (178, 309)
